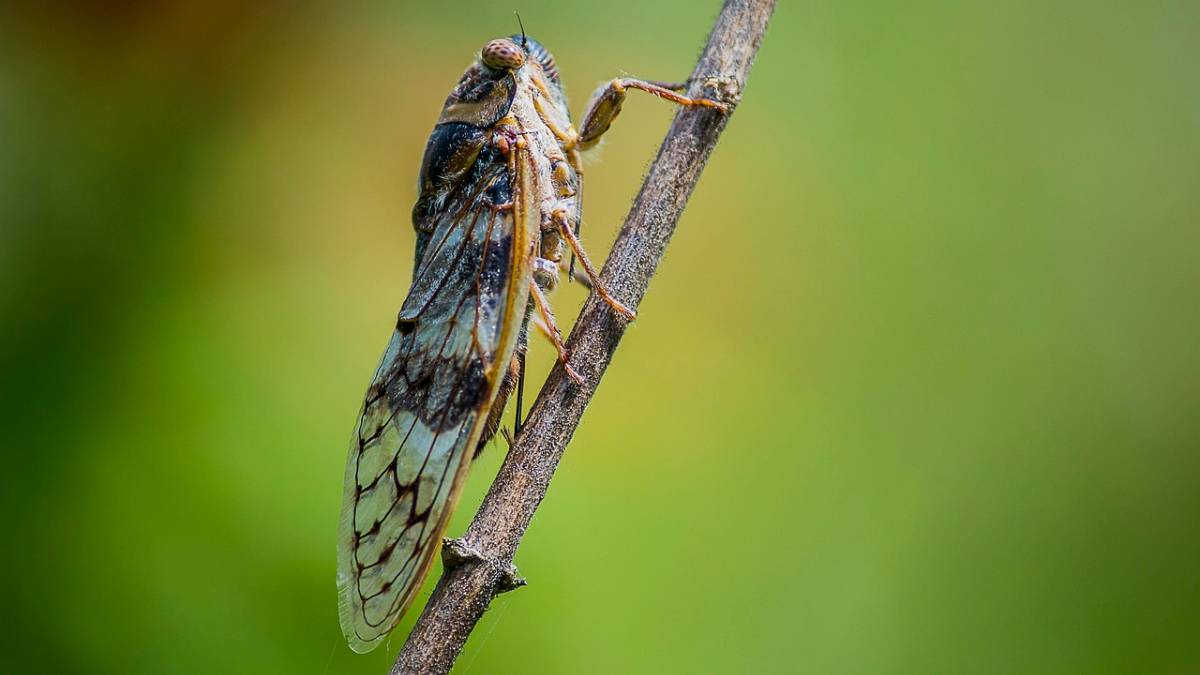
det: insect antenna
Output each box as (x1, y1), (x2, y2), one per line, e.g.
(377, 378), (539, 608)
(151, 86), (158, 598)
(514, 11), (528, 50)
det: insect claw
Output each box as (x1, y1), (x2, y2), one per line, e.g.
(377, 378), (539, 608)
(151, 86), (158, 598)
(603, 295), (637, 321)
(564, 362), (585, 385)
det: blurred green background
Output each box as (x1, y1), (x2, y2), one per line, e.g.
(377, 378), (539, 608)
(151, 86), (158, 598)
(3, 1), (1198, 673)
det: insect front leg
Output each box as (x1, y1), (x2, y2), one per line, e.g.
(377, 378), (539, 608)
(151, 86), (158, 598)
(577, 78), (728, 150)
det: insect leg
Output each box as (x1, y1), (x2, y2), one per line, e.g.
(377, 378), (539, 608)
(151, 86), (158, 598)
(558, 258), (595, 290)
(513, 346), (526, 437)
(552, 208), (637, 321)
(529, 279), (585, 384)
(577, 78), (728, 150)
(567, 170), (582, 283)
(643, 80), (687, 91)
(530, 312), (553, 340)
(476, 337), (526, 457)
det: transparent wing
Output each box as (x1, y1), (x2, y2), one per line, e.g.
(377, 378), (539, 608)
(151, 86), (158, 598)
(336, 143), (533, 653)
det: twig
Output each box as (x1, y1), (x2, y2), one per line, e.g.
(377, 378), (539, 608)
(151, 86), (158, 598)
(391, 1), (775, 672)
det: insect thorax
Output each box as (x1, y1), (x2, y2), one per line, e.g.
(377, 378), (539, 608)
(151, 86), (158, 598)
(413, 49), (581, 289)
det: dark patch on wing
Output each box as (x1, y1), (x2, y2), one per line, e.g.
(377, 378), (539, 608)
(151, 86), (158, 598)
(404, 143), (511, 320)
(413, 123), (486, 235)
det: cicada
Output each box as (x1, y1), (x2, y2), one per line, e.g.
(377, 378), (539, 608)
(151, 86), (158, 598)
(336, 32), (725, 653)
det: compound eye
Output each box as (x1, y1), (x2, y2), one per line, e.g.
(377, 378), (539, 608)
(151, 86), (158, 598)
(481, 39), (526, 71)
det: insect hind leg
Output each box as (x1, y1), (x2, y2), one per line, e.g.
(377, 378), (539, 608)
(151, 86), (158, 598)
(577, 78), (728, 150)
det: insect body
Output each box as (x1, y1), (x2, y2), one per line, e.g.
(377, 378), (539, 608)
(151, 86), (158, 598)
(337, 34), (725, 653)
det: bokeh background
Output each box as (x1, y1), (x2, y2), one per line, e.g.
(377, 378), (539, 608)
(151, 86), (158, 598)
(3, 1), (1198, 673)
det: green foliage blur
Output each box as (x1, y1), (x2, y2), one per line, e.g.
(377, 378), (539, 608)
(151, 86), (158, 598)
(3, 1), (1198, 673)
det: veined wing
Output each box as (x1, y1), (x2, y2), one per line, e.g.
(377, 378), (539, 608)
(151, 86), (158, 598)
(336, 138), (534, 653)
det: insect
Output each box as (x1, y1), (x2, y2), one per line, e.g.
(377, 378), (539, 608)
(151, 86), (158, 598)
(336, 31), (726, 653)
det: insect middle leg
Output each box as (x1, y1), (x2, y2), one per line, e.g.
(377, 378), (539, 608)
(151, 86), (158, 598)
(529, 276), (584, 384)
(549, 208), (636, 321)
(577, 78), (728, 150)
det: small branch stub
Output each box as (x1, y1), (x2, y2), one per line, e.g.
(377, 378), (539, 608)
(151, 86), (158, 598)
(440, 538), (526, 594)
(438, 538), (481, 570)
